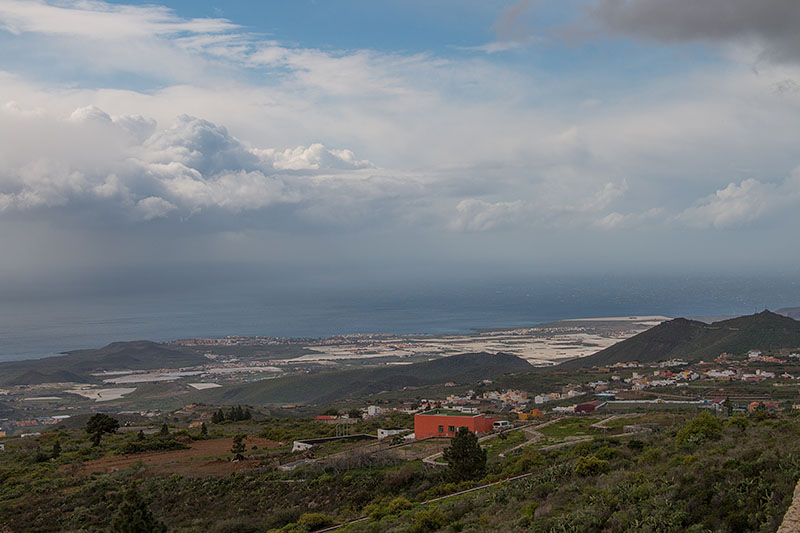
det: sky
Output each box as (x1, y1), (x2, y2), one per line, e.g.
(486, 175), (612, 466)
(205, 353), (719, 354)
(1, 0), (800, 296)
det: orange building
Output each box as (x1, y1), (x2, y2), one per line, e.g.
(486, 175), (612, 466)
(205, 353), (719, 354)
(518, 409), (544, 421)
(414, 409), (498, 439)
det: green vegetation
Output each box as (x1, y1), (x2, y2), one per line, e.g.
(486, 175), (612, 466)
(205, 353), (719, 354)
(2, 410), (800, 531)
(85, 413), (120, 446)
(442, 427), (487, 481)
(110, 485), (167, 533)
(675, 410), (722, 445)
(212, 405), (252, 423)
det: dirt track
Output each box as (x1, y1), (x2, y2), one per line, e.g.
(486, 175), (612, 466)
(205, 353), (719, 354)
(71, 436), (280, 477)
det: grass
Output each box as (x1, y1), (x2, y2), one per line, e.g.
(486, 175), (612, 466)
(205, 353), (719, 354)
(536, 417), (600, 439)
(483, 430), (527, 459)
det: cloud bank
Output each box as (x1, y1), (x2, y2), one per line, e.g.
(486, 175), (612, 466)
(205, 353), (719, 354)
(1, 0), (800, 278)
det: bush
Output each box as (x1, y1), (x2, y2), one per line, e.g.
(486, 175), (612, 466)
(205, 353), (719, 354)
(522, 501), (538, 518)
(627, 439), (645, 450)
(574, 455), (609, 476)
(210, 518), (261, 533)
(675, 411), (722, 445)
(109, 485), (167, 533)
(388, 496), (413, 514)
(411, 508), (447, 533)
(118, 435), (189, 455)
(296, 512), (333, 531)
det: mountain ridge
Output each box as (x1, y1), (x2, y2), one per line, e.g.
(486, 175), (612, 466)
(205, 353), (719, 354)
(0, 340), (208, 386)
(559, 310), (800, 369)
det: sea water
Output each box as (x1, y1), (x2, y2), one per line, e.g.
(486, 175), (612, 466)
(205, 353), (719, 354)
(1, 273), (799, 362)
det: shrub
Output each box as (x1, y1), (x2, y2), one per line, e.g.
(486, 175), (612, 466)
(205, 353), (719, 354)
(411, 508), (447, 533)
(522, 501), (538, 518)
(574, 455), (609, 476)
(109, 485), (167, 533)
(675, 411), (722, 445)
(296, 512), (333, 531)
(627, 439), (645, 451)
(210, 518), (261, 533)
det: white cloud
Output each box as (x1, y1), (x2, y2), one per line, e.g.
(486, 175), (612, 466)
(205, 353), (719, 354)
(595, 208), (665, 230)
(0, 0), (799, 248)
(449, 199), (527, 232)
(674, 170), (800, 229)
(0, 105), (379, 220)
(0, 0), (237, 39)
(135, 196), (175, 221)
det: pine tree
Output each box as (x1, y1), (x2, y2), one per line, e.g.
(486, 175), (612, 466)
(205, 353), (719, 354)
(231, 434), (246, 459)
(52, 440), (61, 459)
(200, 422), (208, 438)
(243, 408), (251, 420)
(442, 427), (487, 481)
(110, 486), (167, 533)
(86, 413), (120, 446)
(159, 423), (169, 437)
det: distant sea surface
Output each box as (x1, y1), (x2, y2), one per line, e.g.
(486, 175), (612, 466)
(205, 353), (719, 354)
(2, 274), (799, 362)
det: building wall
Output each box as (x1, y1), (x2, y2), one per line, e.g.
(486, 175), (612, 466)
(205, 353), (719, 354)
(414, 413), (497, 439)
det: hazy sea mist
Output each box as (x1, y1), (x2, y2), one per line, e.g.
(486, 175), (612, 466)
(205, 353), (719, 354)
(2, 273), (799, 362)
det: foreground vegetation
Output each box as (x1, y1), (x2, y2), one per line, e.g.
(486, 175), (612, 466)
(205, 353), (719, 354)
(1, 407), (799, 532)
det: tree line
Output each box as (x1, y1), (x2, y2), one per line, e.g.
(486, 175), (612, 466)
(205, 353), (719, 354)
(211, 405), (252, 423)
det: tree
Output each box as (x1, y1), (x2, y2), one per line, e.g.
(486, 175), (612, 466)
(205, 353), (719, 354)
(86, 413), (120, 446)
(159, 423), (169, 437)
(137, 430), (145, 441)
(52, 440), (61, 459)
(348, 408), (361, 420)
(442, 427), (487, 481)
(211, 409), (225, 424)
(200, 422), (208, 438)
(723, 397), (733, 417)
(110, 485), (167, 533)
(231, 434), (246, 458)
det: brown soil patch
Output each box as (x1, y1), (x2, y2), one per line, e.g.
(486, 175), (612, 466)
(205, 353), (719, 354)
(71, 436), (281, 477)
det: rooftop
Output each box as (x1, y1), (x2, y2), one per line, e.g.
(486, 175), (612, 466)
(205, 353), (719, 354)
(416, 409), (478, 417)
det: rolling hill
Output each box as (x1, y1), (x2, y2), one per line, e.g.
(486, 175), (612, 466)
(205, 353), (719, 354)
(0, 341), (208, 386)
(196, 351), (532, 406)
(559, 311), (800, 369)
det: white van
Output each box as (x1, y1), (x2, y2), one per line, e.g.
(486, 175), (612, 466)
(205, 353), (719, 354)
(493, 420), (511, 430)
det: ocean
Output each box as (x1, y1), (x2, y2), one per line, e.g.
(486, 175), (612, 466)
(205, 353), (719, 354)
(1, 273), (799, 362)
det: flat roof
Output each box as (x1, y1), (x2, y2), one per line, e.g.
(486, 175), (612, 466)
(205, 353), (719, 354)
(416, 409), (478, 417)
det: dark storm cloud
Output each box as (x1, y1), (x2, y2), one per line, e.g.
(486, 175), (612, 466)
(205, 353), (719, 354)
(584, 0), (800, 63)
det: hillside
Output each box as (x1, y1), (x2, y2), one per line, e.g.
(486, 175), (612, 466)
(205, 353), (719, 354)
(559, 310), (800, 369)
(0, 341), (208, 386)
(197, 352), (531, 406)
